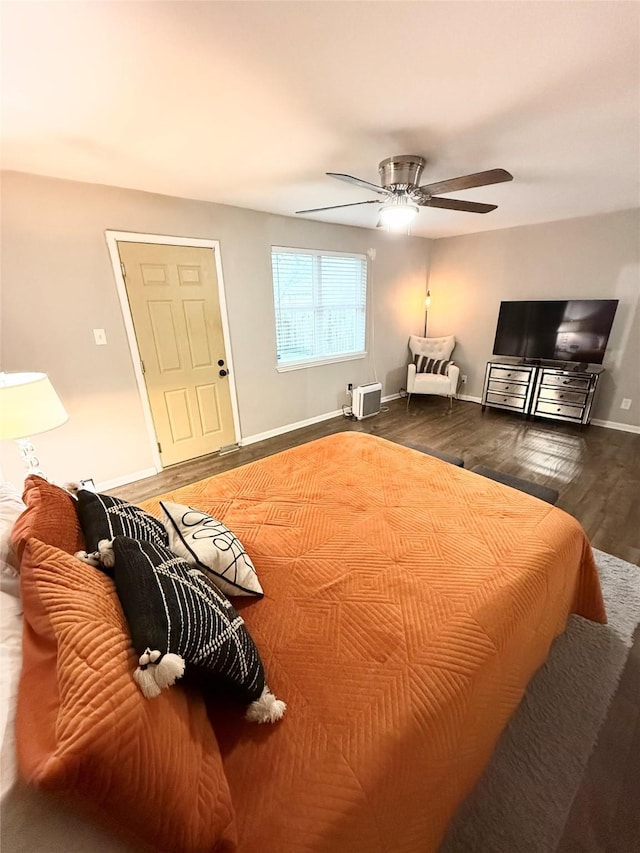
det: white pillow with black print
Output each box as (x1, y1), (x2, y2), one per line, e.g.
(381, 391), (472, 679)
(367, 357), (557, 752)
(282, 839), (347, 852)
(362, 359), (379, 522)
(159, 501), (263, 597)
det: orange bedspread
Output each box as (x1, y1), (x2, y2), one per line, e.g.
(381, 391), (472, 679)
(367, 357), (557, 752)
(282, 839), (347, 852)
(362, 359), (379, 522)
(144, 432), (605, 853)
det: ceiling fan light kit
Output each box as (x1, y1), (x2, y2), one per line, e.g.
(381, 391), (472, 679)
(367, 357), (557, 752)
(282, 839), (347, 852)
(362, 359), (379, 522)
(296, 155), (513, 227)
(378, 197), (419, 230)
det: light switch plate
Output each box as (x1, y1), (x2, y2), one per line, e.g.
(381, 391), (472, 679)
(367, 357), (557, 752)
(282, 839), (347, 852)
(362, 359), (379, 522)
(93, 328), (107, 346)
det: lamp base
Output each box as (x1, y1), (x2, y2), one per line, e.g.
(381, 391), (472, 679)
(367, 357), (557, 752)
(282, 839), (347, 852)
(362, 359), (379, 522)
(16, 438), (47, 479)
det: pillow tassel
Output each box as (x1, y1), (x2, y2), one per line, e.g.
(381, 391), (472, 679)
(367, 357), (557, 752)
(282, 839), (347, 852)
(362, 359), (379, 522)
(152, 652), (186, 689)
(74, 549), (101, 568)
(133, 663), (162, 699)
(133, 648), (185, 698)
(97, 538), (115, 569)
(245, 685), (287, 724)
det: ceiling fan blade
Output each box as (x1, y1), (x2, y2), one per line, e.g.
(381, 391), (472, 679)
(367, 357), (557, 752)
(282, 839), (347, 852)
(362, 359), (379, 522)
(419, 168), (513, 196)
(327, 172), (393, 197)
(296, 199), (381, 214)
(423, 197), (498, 214)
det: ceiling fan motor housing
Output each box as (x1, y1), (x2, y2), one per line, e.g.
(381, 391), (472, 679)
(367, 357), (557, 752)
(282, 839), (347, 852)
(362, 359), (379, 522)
(378, 155), (426, 190)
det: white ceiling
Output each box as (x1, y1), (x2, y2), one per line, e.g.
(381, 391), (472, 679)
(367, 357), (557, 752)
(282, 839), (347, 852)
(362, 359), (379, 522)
(2, 1), (639, 239)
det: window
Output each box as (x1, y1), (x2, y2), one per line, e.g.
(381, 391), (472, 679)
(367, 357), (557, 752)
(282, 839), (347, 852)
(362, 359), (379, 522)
(271, 247), (367, 370)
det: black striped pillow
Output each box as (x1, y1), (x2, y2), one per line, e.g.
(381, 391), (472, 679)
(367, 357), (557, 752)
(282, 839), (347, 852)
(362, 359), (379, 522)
(74, 490), (169, 576)
(113, 536), (266, 703)
(414, 355), (452, 375)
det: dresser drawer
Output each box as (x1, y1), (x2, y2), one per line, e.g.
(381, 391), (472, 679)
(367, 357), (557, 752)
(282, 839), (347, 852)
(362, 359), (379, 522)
(489, 367), (534, 383)
(486, 391), (528, 410)
(488, 379), (528, 397)
(540, 372), (590, 392)
(482, 359), (602, 425)
(534, 400), (584, 420)
(537, 387), (588, 406)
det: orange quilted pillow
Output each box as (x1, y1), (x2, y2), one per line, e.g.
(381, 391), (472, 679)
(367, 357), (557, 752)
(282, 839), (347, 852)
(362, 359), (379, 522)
(17, 538), (237, 852)
(11, 476), (83, 562)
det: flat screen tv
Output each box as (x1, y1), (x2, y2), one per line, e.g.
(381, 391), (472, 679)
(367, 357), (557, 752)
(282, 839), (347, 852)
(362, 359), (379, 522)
(493, 299), (618, 365)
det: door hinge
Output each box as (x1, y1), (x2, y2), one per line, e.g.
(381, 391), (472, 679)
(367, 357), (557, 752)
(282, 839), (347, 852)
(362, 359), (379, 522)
(140, 360), (145, 374)
(157, 442), (162, 454)
(120, 261), (126, 277)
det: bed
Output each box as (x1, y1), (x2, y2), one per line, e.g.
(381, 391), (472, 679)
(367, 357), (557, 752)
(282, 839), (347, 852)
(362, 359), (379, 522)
(5, 432), (605, 852)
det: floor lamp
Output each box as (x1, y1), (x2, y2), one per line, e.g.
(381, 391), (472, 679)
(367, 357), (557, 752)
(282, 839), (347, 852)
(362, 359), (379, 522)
(424, 290), (431, 336)
(0, 372), (68, 479)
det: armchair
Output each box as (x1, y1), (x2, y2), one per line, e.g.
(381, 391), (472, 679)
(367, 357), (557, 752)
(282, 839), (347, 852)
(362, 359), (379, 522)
(407, 335), (460, 407)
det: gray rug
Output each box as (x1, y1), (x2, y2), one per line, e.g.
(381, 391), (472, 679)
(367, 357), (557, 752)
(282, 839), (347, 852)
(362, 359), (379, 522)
(440, 549), (640, 853)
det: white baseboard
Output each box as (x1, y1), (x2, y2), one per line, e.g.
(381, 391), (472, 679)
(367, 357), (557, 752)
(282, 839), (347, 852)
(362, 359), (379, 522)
(241, 407), (347, 446)
(239, 393), (634, 449)
(242, 393), (402, 447)
(96, 467), (158, 491)
(458, 395), (639, 433)
(106, 398), (638, 488)
(591, 418), (640, 434)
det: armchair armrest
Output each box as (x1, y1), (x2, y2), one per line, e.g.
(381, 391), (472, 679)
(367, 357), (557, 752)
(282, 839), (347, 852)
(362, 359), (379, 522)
(407, 363), (417, 393)
(447, 363), (460, 395)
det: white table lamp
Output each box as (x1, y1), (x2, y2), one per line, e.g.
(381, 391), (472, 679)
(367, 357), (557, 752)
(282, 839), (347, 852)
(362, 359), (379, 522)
(0, 371), (69, 478)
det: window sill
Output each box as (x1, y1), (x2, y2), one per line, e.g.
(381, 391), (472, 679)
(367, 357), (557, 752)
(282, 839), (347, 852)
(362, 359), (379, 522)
(276, 351), (367, 373)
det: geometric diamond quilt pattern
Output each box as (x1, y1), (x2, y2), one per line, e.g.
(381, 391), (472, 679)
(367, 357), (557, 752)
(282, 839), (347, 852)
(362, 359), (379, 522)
(143, 431), (606, 853)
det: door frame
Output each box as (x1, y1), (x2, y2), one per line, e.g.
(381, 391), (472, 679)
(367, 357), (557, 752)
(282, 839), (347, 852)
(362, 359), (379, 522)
(105, 230), (241, 472)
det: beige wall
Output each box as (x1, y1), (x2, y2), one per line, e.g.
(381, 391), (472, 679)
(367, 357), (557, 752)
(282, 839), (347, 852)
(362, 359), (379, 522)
(427, 208), (640, 428)
(0, 171), (430, 487)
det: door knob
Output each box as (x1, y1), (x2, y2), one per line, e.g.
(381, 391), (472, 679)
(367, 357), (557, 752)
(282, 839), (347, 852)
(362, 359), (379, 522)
(219, 369), (228, 377)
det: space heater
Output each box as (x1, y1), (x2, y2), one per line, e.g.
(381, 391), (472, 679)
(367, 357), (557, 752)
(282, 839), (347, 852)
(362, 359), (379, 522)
(351, 382), (382, 419)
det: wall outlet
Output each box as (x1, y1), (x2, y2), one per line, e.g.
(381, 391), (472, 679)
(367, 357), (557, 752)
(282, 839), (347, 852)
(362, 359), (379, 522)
(346, 383), (353, 394)
(461, 375), (467, 384)
(621, 398), (632, 410)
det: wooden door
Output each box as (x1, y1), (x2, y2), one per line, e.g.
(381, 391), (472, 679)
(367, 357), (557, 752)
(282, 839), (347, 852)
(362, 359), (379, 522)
(118, 241), (236, 467)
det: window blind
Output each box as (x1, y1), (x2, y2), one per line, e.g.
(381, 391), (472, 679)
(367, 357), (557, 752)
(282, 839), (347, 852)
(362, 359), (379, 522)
(271, 248), (367, 368)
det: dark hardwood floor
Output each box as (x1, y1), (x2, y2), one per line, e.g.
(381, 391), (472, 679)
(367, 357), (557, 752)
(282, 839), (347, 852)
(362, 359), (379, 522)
(113, 397), (640, 565)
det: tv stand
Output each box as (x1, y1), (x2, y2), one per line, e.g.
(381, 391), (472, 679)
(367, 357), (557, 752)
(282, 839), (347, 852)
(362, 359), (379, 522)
(481, 360), (604, 425)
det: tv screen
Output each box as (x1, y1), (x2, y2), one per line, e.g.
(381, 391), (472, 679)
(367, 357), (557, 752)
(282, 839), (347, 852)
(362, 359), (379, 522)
(493, 299), (618, 365)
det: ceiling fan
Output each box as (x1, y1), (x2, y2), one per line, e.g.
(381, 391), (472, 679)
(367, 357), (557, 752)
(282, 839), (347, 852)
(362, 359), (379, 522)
(296, 155), (513, 229)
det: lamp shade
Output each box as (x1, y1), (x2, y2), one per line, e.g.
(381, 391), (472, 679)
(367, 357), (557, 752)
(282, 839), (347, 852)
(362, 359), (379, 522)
(0, 372), (68, 440)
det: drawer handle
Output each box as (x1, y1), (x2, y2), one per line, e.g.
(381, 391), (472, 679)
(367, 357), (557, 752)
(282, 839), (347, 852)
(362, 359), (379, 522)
(559, 394), (564, 398)
(557, 407), (561, 411)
